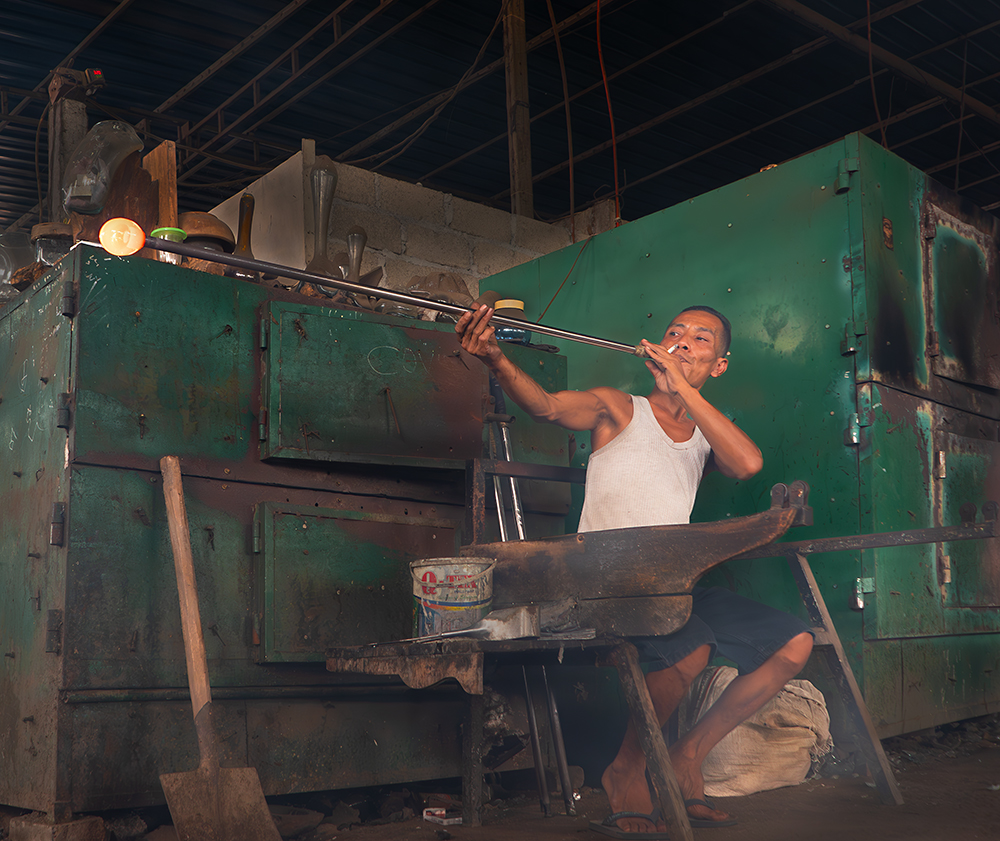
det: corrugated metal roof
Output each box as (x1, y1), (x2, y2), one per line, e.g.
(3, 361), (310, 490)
(3, 0), (1000, 232)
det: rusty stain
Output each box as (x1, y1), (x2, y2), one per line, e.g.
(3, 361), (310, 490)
(134, 507), (151, 527)
(384, 387), (403, 438)
(293, 318), (308, 342)
(212, 324), (234, 340)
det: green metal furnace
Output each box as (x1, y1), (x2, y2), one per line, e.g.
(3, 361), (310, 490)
(491, 132), (999, 738)
(0, 251), (569, 815)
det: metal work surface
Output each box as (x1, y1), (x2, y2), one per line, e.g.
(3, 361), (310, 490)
(488, 132), (1000, 736)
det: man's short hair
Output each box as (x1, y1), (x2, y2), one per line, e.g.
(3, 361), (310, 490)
(678, 305), (731, 356)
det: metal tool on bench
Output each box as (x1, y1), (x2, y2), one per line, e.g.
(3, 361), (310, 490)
(489, 375), (578, 817)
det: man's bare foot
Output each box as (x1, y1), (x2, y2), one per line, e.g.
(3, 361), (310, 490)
(669, 748), (733, 824)
(600, 763), (665, 834)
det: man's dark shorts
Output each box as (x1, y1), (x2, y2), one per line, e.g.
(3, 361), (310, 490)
(635, 586), (812, 676)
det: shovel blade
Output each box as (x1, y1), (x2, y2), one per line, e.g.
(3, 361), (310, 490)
(161, 766), (281, 841)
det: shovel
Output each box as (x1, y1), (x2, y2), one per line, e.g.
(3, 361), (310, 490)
(158, 455), (282, 841)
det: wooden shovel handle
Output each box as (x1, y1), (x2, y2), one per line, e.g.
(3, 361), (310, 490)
(160, 456), (212, 720)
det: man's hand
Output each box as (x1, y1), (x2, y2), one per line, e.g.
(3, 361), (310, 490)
(455, 305), (503, 366)
(640, 339), (689, 396)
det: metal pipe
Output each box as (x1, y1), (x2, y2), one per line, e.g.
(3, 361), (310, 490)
(133, 234), (648, 357)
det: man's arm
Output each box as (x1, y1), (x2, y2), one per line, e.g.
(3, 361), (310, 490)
(456, 305), (622, 433)
(640, 339), (763, 480)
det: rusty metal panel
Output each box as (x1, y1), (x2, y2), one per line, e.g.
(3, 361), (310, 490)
(71, 248), (263, 467)
(900, 634), (1000, 733)
(260, 302), (485, 467)
(254, 502), (459, 661)
(922, 202), (1000, 390)
(0, 265), (74, 813)
(935, 423), (1000, 612)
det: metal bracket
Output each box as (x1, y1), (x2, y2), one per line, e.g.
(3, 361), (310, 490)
(835, 156), (859, 194)
(56, 393), (72, 429)
(840, 320), (866, 356)
(769, 481), (813, 526)
(852, 577), (875, 611)
(45, 609), (63, 654)
(49, 502), (66, 547)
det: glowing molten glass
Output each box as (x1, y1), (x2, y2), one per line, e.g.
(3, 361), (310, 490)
(98, 218), (145, 256)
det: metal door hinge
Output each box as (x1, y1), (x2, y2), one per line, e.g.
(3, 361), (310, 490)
(840, 320), (867, 356)
(852, 578), (875, 611)
(56, 393), (72, 429)
(252, 522), (262, 554)
(49, 502), (66, 546)
(835, 157), (859, 194)
(45, 609), (63, 653)
(260, 319), (269, 349)
(935, 450), (946, 479)
(60, 278), (76, 317)
(258, 410), (267, 441)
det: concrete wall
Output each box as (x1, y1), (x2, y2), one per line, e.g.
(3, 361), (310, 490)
(212, 140), (615, 299)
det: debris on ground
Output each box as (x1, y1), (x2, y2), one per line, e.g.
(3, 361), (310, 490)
(882, 713), (1000, 769)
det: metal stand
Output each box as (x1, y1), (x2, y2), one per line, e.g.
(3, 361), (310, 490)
(787, 552), (903, 805)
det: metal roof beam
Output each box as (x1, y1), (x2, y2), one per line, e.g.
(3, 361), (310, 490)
(491, 0), (927, 200)
(178, 0), (415, 184)
(763, 0), (1000, 129)
(0, 0), (138, 138)
(337, 0), (622, 163)
(419, 0), (756, 183)
(154, 0), (317, 113)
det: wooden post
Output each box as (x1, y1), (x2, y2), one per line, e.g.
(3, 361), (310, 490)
(503, 0), (533, 218)
(608, 643), (694, 841)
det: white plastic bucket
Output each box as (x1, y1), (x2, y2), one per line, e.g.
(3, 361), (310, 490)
(410, 557), (495, 636)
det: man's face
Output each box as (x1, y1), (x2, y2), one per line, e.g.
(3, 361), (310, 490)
(661, 310), (729, 387)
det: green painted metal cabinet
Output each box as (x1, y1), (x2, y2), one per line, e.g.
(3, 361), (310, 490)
(490, 133), (999, 738)
(0, 250), (569, 814)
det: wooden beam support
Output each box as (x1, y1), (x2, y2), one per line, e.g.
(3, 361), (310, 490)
(503, 0), (533, 218)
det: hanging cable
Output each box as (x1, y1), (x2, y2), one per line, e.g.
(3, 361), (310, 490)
(954, 40), (968, 191)
(546, 0), (575, 241)
(867, 0), (888, 148)
(538, 237), (591, 322)
(596, 0), (622, 226)
(346, 1), (508, 170)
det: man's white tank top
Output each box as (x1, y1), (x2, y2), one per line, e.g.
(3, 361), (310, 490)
(577, 395), (711, 532)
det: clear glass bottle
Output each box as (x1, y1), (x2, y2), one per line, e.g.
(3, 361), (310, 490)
(31, 223), (74, 266)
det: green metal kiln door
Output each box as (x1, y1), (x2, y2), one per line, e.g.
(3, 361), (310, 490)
(253, 501), (459, 661)
(260, 302), (484, 467)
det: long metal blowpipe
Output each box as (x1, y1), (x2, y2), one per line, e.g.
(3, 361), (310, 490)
(96, 218), (649, 357)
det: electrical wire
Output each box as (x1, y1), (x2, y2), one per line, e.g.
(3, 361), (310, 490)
(345, 2), (508, 170)
(545, 0), (575, 241)
(596, 0), (622, 225)
(954, 40), (968, 191)
(867, 0), (888, 148)
(538, 236), (591, 322)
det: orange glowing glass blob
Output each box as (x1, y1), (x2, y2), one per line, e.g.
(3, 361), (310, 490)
(98, 218), (145, 256)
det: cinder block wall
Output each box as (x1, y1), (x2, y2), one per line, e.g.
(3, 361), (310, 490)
(212, 141), (615, 300)
(330, 160), (616, 297)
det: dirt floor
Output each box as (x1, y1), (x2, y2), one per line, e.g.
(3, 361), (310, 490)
(4, 716), (1000, 840)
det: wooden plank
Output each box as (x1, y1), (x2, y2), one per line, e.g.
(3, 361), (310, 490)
(788, 553), (904, 805)
(142, 140), (178, 230)
(607, 643), (694, 841)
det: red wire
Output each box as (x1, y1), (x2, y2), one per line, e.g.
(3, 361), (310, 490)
(596, 0), (622, 225)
